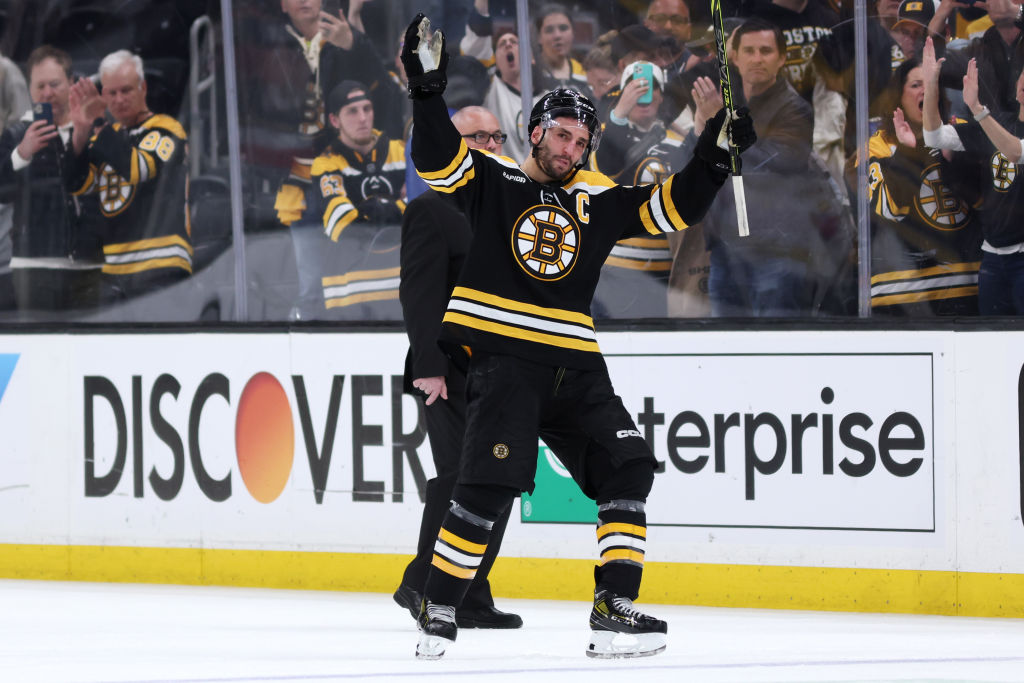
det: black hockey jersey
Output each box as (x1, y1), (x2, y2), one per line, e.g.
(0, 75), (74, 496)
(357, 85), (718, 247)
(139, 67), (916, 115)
(866, 131), (981, 314)
(411, 93), (726, 369)
(955, 115), (1024, 249)
(69, 114), (191, 277)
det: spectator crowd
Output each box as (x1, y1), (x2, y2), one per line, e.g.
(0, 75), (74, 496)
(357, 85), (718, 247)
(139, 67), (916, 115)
(2, 0), (1024, 321)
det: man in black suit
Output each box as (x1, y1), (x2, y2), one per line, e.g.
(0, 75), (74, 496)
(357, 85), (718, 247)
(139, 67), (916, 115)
(394, 105), (521, 630)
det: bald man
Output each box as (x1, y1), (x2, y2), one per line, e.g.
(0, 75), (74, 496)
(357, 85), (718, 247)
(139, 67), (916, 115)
(394, 106), (522, 630)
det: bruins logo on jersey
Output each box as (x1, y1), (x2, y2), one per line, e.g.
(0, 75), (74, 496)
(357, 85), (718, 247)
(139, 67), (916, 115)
(633, 157), (669, 185)
(990, 151), (1017, 192)
(917, 162), (969, 231)
(511, 204), (580, 280)
(97, 164), (136, 217)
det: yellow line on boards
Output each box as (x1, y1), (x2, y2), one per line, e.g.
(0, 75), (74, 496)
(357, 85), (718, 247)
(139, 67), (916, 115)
(0, 545), (1022, 618)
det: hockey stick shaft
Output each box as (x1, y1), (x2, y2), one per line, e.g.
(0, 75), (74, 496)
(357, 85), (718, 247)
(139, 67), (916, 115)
(710, 0), (750, 237)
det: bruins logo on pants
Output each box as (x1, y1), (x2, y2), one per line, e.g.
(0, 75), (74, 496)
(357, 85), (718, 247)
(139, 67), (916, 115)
(511, 204), (580, 280)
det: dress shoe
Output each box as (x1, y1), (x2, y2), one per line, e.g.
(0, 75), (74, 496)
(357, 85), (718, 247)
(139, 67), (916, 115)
(455, 605), (523, 629)
(393, 583), (422, 621)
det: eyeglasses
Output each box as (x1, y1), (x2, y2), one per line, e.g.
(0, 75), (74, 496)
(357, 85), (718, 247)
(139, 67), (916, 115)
(462, 132), (508, 144)
(648, 13), (691, 26)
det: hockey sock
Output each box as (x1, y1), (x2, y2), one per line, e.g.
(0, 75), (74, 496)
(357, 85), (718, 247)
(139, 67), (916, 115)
(423, 499), (496, 608)
(594, 499), (647, 600)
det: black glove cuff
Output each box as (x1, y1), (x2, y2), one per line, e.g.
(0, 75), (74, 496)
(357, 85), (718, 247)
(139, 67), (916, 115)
(407, 71), (448, 99)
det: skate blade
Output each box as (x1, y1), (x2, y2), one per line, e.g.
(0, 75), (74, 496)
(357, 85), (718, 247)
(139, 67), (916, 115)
(585, 630), (666, 659)
(415, 633), (451, 660)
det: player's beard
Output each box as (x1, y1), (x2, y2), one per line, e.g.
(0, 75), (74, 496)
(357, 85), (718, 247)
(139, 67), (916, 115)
(534, 141), (577, 182)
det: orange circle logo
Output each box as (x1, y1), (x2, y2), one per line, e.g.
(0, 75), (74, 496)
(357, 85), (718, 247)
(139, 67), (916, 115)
(235, 372), (294, 503)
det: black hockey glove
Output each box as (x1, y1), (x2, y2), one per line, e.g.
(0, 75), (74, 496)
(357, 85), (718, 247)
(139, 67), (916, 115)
(400, 14), (449, 99)
(696, 106), (756, 173)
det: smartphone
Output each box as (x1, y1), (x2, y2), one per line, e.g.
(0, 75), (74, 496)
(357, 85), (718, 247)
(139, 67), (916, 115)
(32, 102), (53, 125)
(322, 0), (342, 16)
(633, 62), (654, 105)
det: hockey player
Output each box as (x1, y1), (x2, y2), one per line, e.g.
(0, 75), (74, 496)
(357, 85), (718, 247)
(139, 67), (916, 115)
(400, 14), (755, 660)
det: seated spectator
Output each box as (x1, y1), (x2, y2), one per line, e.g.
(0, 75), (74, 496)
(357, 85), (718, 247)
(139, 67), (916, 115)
(0, 46), (101, 312)
(534, 4), (592, 95)
(923, 38), (1024, 314)
(688, 19), (854, 317)
(0, 49), (29, 312)
(67, 50), (191, 304)
(864, 56), (981, 316)
(238, 0), (403, 229)
(591, 60), (685, 318)
(294, 80), (407, 319)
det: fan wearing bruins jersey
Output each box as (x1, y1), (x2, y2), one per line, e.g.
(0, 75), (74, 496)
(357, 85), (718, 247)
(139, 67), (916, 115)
(923, 39), (1024, 315)
(400, 14), (756, 661)
(591, 61), (687, 319)
(67, 50), (190, 303)
(867, 59), (980, 316)
(297, 80), (406, 318)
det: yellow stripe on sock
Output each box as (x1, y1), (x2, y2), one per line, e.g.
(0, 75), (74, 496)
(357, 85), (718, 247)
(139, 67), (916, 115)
(431, 554), (477, 580)
(438, 528), (487, 555)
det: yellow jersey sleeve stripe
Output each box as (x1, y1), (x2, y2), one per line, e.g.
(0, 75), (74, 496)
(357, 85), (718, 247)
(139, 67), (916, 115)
(660, 176), (686, 229)
(427, 167), (475, 193)
(418, 139), (470, 180)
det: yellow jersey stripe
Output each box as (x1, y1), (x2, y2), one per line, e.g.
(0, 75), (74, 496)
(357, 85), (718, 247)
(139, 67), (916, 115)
(443, 312), (601, 353)
(324, 290), (399, 309)
(452, 287), (594, 328)
(871, 286), (979, 306)
(102, 234), (192, 255)
(418, 139), (470, 180)
(870, 262), (981, 284)
(604, 256), (672, 272)
(322, 267), (402, 287)
(102, 257), (192, 275)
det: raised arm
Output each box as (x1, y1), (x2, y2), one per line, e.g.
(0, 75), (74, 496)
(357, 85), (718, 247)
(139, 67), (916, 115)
(963, 58), (1024, 162)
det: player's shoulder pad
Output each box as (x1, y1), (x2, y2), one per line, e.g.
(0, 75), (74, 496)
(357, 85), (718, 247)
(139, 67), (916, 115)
(144, 114), (187, 140)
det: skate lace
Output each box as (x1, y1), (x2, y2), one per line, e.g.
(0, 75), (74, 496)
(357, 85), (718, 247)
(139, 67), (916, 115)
(610, 595), (643, 620)
(425, 602), (456, 624)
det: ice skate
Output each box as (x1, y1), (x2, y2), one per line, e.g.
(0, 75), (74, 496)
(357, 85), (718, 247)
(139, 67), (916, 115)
(415, 600), (457, 660)
(586, 589), (667, 658)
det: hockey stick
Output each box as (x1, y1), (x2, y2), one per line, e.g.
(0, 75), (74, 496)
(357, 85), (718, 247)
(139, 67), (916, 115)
(710, 0), (750, 237)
